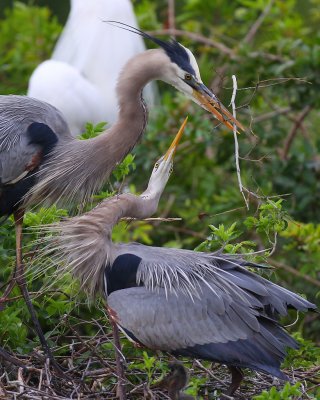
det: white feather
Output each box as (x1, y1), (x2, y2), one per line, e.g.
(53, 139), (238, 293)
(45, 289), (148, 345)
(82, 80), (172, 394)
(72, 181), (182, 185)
(28, 0), (155, 136)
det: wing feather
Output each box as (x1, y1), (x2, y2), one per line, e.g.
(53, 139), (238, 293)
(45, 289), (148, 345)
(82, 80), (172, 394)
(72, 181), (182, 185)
(115, 243), (316, 316)
(0, 95), (70, 183)
(109, 285), (263, 351)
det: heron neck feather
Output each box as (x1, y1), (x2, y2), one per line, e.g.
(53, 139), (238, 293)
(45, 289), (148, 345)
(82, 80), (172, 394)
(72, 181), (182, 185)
(27, 50), (169, 208)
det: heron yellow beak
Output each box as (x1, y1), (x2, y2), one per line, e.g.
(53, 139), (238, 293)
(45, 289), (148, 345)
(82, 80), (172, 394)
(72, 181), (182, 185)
(192, 84), (245, 133)
(164, 116), (188, 160)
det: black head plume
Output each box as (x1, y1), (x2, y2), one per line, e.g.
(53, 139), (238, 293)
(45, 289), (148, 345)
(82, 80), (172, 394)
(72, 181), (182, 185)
(105, 21), (196, 75)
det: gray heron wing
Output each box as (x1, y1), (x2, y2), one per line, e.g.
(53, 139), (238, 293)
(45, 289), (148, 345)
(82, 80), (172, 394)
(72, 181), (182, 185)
(0, 95), (70, 184)
(106, 244), (315, 376)
(114, 243), (316, 316)
(108, 283), (298, 379)
(108, 284), (262, 351)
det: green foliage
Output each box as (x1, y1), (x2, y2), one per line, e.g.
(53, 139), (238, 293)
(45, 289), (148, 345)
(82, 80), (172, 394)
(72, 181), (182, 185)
(0, 2), (61, 94)
(0, 303), (28, 348)
(244, 200), (288, 237)
(283, 333), (320, 369)
(128, 351), (166, 383)
(0, 0), (320, 397)
(184, 375), (206, 398)
(79, 121), (108, 139)
(112, 154), (136, 182)
(253, 382), (303, 400)
(196, 200), (289, 256)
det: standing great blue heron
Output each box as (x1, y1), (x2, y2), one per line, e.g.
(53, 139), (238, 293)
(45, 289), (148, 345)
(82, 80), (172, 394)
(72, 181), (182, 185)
(1, 25), (243, 369)
(28, 0), (155, 135)
(1, 26), (243, 299)
(40, 118), (316, 396)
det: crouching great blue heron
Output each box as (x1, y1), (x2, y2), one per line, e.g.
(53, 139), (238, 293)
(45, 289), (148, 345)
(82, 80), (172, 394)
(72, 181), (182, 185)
(40, 117), (316, 396)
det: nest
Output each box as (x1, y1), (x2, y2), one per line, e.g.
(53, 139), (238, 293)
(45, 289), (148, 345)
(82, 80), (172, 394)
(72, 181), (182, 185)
(0, 317), (319, 400)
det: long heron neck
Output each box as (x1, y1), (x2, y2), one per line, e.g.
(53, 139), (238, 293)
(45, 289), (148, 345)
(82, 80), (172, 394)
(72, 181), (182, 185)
(90, 192), (160, 234)
(91, 49), (168, 174)
(52, 189), (162, 298)
(29, 50), (169, 208)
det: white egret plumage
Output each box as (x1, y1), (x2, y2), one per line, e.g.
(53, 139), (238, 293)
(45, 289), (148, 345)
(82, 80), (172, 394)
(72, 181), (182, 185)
(28, 0), (155, 135)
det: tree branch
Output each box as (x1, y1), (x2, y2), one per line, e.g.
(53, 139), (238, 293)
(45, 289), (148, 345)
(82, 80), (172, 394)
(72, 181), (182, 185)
(243, 0), (275, 44)
(269, 259), (320, 288)
(231, 75), (249, 209)
(167, 0), (176, 35)
(146, 29), (236, 58)
(280, 105), (312, 160)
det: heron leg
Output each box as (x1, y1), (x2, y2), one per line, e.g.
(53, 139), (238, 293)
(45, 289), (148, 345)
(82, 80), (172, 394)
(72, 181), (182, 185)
(225, 366), (243, 396)
(107, 307), (127, 400)
(13, 210), (64, 376)
(0, 217), (24, 311)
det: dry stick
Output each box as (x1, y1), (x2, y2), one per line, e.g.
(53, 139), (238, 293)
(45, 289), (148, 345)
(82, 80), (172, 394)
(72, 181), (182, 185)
(67, 323), (111, 371)
(0, 347), (26, 368)
(121, 217), (181, 222)
(230, 75), (249, 210)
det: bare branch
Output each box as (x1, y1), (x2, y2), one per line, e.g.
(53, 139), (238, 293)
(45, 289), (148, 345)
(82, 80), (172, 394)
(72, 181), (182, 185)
(167, 0), (176, 35)
(121, 217), (181, 222)
(243, 0), (275, 44)
(231, 75), (249, 209)
(270, 259), (320, 288)
(146, 29), (236, 58)
(254, 107), (291, 123)
(280, 105), (312, 160)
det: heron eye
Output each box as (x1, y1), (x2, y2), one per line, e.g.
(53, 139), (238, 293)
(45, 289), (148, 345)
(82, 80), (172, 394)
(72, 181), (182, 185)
(185, 73), (192, 81)
(169, 164), (173, 174)
(154, 162), (160, 170)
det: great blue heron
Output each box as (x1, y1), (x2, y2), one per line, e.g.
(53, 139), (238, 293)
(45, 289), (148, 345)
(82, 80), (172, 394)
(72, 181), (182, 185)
(1, 26), (243, 290)
(39, 118), (316, 396)
(28, 0), (155, 136)
(1, 24), (243, 370)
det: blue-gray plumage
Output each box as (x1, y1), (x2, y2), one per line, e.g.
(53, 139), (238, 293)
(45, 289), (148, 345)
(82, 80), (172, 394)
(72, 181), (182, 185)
(0, 32), (244, 370)
(0, 29), (243, 217)
(40, 119), (316, 396)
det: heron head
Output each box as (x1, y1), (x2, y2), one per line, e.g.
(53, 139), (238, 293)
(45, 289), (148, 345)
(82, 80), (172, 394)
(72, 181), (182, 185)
(106, 22), (244, 132)
(158, 41), (244, 132)
(145, 117), (188, 197)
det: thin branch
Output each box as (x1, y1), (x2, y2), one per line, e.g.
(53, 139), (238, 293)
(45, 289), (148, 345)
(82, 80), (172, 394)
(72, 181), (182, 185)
(146, 29), (236, 58)
(231, 75), (249, 209)
(243, 0), (275, 44)
(146, 28), (285, 65)
(269, 259), (320, 288)
(225, 77), (310, 91)
(164, 225), (207, 240)
(254, 107), (291, 123)
(167, 0), (175, 36)
(281, 105), (312, 160)
(120, 217), (181, 222)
